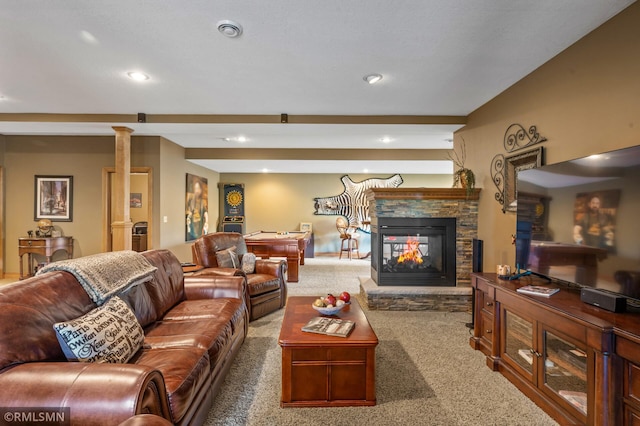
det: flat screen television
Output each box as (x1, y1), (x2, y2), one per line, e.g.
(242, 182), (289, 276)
(515, 144), (640, 303)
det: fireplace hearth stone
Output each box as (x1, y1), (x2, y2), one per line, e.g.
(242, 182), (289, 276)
(359, 277), (472, 311)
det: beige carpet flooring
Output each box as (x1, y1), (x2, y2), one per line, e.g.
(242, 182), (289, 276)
(205, 257), (558, 425)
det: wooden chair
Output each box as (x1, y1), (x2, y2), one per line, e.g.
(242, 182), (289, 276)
(336, 217), (360, 260)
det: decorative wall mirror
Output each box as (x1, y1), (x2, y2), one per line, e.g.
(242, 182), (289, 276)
(491, 124), (547, 213)
(503, 147), (543, 212)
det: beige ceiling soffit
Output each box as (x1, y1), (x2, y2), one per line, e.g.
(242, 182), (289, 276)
(0, 113), (466, 125)
(287, 115), (467, 125)
(185, 148), (451, 161)
(149, 114), (467, 125)
(0, 113), (136, 122)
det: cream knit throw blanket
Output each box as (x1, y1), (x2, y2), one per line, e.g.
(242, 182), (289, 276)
(37, 250), (157, 305)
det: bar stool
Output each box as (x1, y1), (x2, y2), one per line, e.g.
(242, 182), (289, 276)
(336, 217), (360, 260)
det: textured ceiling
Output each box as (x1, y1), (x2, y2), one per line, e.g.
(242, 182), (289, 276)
(0, 0), (635, 173)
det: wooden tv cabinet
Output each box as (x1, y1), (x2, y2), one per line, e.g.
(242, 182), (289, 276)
(469, 273), (640, 425)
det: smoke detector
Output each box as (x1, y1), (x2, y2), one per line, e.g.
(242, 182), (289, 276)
(217, 20), (243, 38)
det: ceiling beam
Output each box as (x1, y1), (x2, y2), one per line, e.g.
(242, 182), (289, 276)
(185, 148), (451, 161)
(0, 113), (466, 125)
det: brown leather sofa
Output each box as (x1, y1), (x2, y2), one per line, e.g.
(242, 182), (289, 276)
(191, 232), (287, 320)
(0, 249), (248, 426)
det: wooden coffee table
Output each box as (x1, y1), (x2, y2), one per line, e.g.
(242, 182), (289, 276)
(278, 296), (378, 407)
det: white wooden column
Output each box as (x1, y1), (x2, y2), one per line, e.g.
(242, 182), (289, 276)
(111, 126), (133, 251)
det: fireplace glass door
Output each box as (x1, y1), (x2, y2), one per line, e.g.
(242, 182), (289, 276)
(371, 217), (456, 286)
(382, 234), (443, 275)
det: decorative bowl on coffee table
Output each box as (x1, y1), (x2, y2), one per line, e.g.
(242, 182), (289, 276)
(312, 302), (350, 316)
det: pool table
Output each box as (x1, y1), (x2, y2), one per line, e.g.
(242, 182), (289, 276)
(244, 231), (311, 282)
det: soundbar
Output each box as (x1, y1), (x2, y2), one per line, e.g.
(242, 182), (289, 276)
(580, 287), (626, 313)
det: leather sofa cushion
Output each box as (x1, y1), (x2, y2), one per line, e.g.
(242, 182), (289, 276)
(144, 319), (233, 368)
(132, 347), (210, 424)
(246, 274), (281, 296)
(140, 251), (186, 319)
(0, 271), (95, 369)
(53, 296), (144, 363)
(119, 283), (158, 328)
(163, 298), (245, 334)
(215, 246), (239, 268)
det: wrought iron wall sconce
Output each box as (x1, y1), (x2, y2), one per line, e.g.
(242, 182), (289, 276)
(491, 124), (547, 213)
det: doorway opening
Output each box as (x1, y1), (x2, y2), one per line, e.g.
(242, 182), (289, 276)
(102, 167), (153, 252)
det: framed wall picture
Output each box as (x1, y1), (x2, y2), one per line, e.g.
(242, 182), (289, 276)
(300, 222), (312, 232)
(34, 175), (73, 221)
(130, 193), (142, 208)
(186, 173), (209, 241)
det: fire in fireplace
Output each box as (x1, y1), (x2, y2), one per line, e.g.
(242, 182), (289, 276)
(371, 217), (456, 286)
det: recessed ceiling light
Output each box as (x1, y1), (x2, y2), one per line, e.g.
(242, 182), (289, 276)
(262, 168), (269, 173)
(223, 136), (248, 143)
(127, 71), (149, 81)
(79, 30), (99, 45)
(363, 74), (383, 84)
(363, 169), (369, 173)
(379, 137), (393, 143)
(217, 20), (243, 38)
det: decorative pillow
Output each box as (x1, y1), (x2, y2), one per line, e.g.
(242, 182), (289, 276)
(215, 246), (239, 268)
(241, 253), (256, 274)
(53, 296), (144, 363)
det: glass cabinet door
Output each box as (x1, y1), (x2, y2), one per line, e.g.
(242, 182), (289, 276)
(543, 330), (588, 416)
(503, 309), (534, 375)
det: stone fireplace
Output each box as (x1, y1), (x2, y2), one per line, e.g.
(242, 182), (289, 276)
(360, 188), (480, 311)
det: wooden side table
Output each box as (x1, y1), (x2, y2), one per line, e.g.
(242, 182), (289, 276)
(18, 236), (74, 279)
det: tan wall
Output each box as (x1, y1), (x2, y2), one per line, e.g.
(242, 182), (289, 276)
(456, 2), (640, 271)
(4, 136), (115, 274)
(218, 173), (452, 253)
(1, 134), (210, 274)
(158, 137), (220, 262)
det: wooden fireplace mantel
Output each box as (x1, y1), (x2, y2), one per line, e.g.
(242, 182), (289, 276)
(365, 187), (481, 201)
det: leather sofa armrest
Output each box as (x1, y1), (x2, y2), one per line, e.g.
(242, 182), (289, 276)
(192, 267), (243, 277)
(0, 363), (170, 425)
(183, 275), (246, 301)
(255, 259), (287, 277)
(118, 414), (174, 426)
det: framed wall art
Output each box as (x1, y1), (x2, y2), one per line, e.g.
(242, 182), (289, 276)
(185, 173), (209, 241)
(130, 193), (142, 208)
(34, 175), (73, 221)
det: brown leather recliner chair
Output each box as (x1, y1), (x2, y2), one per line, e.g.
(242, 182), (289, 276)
(192, 232), (287, 320)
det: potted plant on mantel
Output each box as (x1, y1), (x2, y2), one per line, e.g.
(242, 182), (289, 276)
(448, 138), (476, 197)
